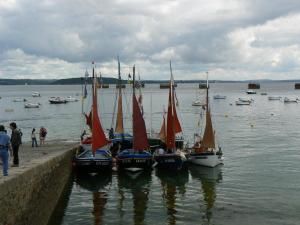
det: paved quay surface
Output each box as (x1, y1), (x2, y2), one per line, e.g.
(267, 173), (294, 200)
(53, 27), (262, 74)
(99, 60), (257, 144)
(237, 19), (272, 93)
(0, 139), (78, 182)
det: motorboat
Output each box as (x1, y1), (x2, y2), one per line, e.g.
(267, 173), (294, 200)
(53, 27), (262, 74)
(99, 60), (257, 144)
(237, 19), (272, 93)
(268, 96), (282, 100)
(13, 98), (27, 102)
(49, 97), (67, 104)
(192, 99), (206, 106)
(284, 97), (298, 103)
(236, 98), (252, 105)
(32, 92), (41, 97)
(246, 90), (256, 94)
(213, 95), (226, 99)
(24, 102), (40, 108)
(235, 100), (251, 106)
(66, 96), (79, 102)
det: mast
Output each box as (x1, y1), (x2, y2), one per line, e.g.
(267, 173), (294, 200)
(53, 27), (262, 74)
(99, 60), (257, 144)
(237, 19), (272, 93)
(91, 62), (109, 154)
(132, 65), (149, 150)
(166, 61), (176, 150)
(115, 57), (124, 134)
(201, 71), (215, 149)
(170, 62), (182, 134)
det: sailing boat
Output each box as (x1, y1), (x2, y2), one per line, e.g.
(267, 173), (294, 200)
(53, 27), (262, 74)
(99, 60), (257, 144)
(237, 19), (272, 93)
(110, 58), (133, 156)
(154, 61), (187, 170)
(188, 72), (223, 167)
(73, 63), (112, 173)
(116, 65), (153, 172)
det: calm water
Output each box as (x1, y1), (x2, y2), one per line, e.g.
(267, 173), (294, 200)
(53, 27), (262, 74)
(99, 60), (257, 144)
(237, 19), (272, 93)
(1, 82), (300, 225)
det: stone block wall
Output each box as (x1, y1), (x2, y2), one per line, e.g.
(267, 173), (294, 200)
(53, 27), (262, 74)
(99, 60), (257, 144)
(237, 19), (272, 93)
(0, 149), (75, 225)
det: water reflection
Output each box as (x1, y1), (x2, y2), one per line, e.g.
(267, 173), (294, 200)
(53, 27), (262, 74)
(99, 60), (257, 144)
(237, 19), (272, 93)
(117, 171), (152, 225)
(156, 169), (189, 225)
(75, 173), (112, 225)
(189, 165), (222, 224)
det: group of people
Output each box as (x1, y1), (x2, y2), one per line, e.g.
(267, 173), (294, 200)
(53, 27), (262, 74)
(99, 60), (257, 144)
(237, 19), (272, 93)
(31, 127), (47, 147)
(0, 123), (47, 176)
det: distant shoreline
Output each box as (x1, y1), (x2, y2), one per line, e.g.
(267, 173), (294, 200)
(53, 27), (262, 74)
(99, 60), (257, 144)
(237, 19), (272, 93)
(1, 77), (300, 85)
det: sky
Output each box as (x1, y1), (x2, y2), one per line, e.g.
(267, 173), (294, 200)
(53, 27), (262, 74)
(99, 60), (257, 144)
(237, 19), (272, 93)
(1, 0), (300, 80)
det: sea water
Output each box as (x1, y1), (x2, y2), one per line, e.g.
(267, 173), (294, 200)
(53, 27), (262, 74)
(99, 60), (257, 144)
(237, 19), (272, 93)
(1, 82), (300, 225)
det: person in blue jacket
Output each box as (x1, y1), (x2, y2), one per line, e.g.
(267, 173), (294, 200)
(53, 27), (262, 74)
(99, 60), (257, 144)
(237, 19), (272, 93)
(0, 125), (12, 176)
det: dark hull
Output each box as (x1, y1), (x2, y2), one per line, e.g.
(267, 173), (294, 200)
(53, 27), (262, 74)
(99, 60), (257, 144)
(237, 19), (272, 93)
(117, 150), (153, 171)
(117, 157), (153, 171)
(154, 154), (187, 171)
(49, 100), (67, 104)
(73, 158), (112, 173)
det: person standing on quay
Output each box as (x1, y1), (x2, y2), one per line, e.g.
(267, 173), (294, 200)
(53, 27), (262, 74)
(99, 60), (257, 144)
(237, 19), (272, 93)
(39, 126), (47, 146)
(10, 122), (22, 167)
(31, 128), (38, 147)
(0, 125), (12, 176)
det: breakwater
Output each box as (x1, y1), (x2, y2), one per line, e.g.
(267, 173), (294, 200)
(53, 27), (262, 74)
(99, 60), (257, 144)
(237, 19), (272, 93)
(0, 142), (76, 225)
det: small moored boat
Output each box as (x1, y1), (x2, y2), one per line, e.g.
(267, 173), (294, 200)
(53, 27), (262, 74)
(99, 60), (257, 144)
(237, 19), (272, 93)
(284, 97), (298, 103)
(32, 92), (41, 97)
(268, 96), (281, 100)
(73, 64), (112, 173)
(213, 95), (226, 99)
(192, 99), (206, 106)
(66, 96), (79, 102)
(49, 97), (67, 104)
(24, 102), (40, 108)
(188, 74), (223, 167)
(116, 64), (153, 172)
(246, 90), (256, 94)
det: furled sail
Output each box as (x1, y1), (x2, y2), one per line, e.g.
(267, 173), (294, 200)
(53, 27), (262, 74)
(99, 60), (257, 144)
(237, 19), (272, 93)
(132, 66), (149, 150)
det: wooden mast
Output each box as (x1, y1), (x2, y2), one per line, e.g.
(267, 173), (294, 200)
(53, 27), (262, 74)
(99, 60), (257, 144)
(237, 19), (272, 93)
(115, 57), (124, 134)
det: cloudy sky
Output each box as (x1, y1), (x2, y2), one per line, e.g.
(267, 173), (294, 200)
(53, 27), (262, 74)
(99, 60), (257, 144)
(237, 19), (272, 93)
(1, 0), (300, 80)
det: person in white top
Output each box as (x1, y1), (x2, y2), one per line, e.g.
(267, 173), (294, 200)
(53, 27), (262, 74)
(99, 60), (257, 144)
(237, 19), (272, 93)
(31, 128), (38, 147)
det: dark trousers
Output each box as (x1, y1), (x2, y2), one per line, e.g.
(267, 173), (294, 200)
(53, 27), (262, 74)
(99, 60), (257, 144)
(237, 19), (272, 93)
(32, 138), (38, 147)
(12, 145), (19, 165)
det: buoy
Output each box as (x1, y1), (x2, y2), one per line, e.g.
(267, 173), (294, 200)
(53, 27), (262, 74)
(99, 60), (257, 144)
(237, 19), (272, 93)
(250, 124), (254, 128)
(225, 114), (228, 118)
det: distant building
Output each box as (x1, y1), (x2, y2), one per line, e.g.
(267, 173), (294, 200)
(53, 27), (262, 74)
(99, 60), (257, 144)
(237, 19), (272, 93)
(248, 83), (260, 89)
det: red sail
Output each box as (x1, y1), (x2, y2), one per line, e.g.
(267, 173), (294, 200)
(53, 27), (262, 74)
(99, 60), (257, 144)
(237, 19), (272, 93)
(166, 85), (175, 149)
(172, 91), (182, 133)
(159, 112), (166, 143)
(92, 77), (109, 153)
(132, 92), (149, 150)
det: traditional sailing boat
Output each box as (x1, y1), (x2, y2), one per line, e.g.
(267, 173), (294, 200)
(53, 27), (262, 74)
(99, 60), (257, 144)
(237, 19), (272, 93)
(110, 58), (133, 156)
(73, 63), (112, 173)
(188, 72), (223, 167)
(116, 65), (153, 172)
(154, 61), (187, 170)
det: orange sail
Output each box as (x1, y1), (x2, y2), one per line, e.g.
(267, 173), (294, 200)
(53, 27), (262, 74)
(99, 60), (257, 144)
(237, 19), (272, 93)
(166, 82), (175, 149)
(115, 58), (124, 134)
(172, 92), (182, 134)
(201, 75), (215, 149)
(91, 68), (109, 153)
(201, 108), (215, 149)
(132, 66), (149, 150)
